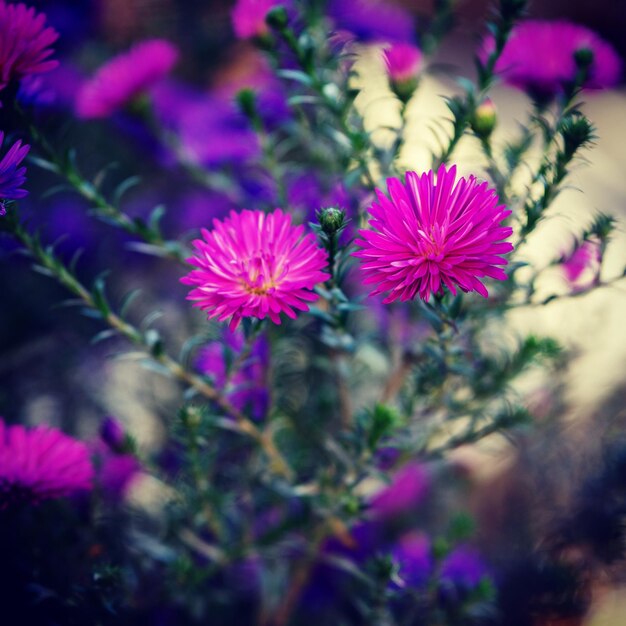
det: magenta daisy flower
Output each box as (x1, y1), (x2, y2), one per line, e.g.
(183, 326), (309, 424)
(231, 0), (282, 39)
(0, 418), (94, 508)
(181, 209), (330, 330)
(0, 131), (29, 216)
(76, 39), (179, 119)
(0, 1), (58, 90)
(354, 165), (514, 302)
(483, 20), (621, 100)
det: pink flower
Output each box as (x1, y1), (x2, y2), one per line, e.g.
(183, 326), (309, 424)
(0, 1), (58, 90)
(354, 165), (514, 302)
(483, 20), (621, 100)
(231, 0), (281, 39)
(0, 418), (93, 508)
(383, 42), (422, 84)
(181, 209), (329, 331)
(76, 39), (179, 119)
(561, 239), (602, 291)
(369, 462), (430, 520)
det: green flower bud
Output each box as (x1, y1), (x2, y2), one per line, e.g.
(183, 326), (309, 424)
(317, 207), (346, 236)
(471, 98), (497, 138)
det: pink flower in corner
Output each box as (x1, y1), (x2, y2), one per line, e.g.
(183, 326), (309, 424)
(482, 20), (621, 100)
(231, 0), (281, 39)
(0, 1), (59, 90)
(354, 164), (514, 302)
(76, 39), (179, 119)
(181, 209), (329, 331)
(0, 418), (93, 508)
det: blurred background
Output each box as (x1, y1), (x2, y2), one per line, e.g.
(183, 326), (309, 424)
(1, 1), (625, 622)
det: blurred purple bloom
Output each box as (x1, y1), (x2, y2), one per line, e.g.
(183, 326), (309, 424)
(483, 20), (622, 100)
(0, 418), (93, 508)
(100, 416), (126, 452)
(369, 462), (430, 520)
(0, 131), (29, 215)
(440, 545), (489, 589)
(152, 81), (260, 168)
(196, 330), (270, 421)
(17, 63), (84, 109)
(392, 532), (433, 587)
(561, 239), (602, 291)
(231, 0), (282, 39)
(76, 39), (179, 119)
(98, 451), (141, 501)
(329, 0), (415, 43)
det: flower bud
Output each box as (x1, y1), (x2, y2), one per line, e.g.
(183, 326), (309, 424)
(383, 43), (422, 103)
(471, 98), (497, 138)
(265, 5), (289, 31)
(236, 88), (258, 121)
(317, 207), (346, 236)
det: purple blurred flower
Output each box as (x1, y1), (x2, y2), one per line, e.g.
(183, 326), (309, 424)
(100, 416), (126, 452)
(97, 451), (141, 501)
(483, 20), (622, 100)
(561, 238), (602, 291)
(0, 418), (93, 508)
(76, 39), (179, 119)
(369, 462), (430, 521)
(0, 1), (59, 90)
(440, 545), (489, 589)
(196, 330), (270, 421)
(392, 532), (433, 587)
(231, 0), (282, 39)
(152, 81), (260, 168)
(17, 63), (84, 110)
(0, 131), (29, 215)
(329, 0), (415, 43)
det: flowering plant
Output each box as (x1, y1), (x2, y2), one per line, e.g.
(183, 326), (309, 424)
(0, 0), (624, 624)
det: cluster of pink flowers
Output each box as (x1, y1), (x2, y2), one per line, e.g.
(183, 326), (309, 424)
(76, 39), (179, 119)
(0, 418), (93, 508)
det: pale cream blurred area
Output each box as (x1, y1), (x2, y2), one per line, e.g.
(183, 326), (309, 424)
(355, 43), (626, 423)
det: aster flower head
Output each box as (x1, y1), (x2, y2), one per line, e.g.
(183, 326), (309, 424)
(0, 1), (58, 90)
(231, 0), (283, 39)
(440, 545), (489, 589)
(181, 209), (329, 331)
(76, 39), (179, 119)
(0, 418), (93, 508)
(354, 164), (514, 302)
(0, 131), (29, 216)
(392, 532), (433, 587)
(483, 20), (621, 101)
